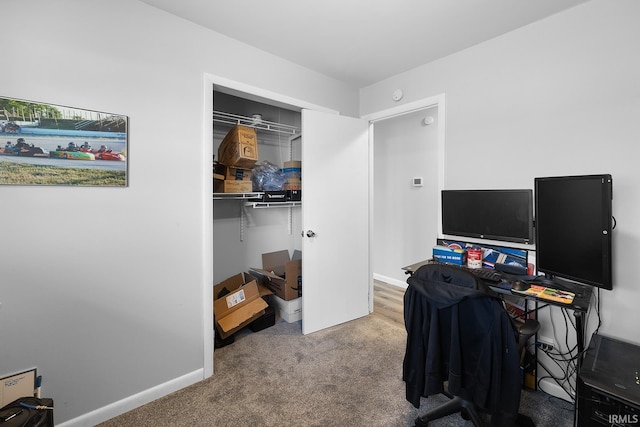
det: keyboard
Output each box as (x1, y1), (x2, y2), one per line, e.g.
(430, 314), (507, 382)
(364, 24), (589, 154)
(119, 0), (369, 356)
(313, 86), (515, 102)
(429, 260), (504, 282)
(464, 267), (503, 282)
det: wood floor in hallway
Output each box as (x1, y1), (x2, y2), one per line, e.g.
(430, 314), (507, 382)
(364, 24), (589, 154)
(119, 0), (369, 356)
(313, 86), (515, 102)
(372, 280), (405, 328)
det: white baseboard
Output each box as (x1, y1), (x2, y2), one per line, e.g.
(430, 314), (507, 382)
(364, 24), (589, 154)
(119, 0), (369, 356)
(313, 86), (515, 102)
(57, 369), (204, 427)
(373, 273), (407, 289)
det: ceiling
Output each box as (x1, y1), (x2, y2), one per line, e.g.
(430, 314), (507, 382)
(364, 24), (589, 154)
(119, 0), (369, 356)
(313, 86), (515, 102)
(140, 0), (589, 88)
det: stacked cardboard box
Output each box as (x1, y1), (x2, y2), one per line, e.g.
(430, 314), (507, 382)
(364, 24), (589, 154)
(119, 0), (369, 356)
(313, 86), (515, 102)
(214, 163), (253, 193)
(214, 125), (258, 193)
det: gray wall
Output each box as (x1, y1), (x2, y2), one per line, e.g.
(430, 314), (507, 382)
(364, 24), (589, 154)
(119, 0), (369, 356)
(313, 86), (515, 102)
(362, 0), (640, 381)
(0, 0), (357, 425)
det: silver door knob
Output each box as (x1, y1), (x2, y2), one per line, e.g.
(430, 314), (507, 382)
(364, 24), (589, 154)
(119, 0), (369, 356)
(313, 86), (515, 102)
(306, 230), (316, 238)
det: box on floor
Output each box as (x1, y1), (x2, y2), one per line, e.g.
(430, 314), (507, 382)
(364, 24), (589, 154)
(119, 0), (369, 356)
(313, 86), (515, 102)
(269, 295), (302, 323)
(213, 272), (273, 339)
(250, 249), (301, 301)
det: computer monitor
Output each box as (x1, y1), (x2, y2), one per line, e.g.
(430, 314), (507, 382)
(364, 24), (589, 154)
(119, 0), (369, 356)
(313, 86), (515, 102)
(535, 174), (613, 290)
(441, 189), (534, 244)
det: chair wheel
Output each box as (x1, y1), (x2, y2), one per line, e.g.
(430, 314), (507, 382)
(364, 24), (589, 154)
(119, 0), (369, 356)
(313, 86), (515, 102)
(460, 409), (470, 420)
(414, 417), (429, 426)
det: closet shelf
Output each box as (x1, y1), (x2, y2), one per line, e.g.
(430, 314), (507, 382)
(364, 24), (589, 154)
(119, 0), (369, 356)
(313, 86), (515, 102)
(213, 110), (300, 136)
(213, 192), (262, 200)
(213, 192), (301, 209)
(245, 201), (301, 209)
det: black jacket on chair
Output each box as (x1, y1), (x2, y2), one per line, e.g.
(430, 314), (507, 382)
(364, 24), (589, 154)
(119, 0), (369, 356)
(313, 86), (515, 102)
(403, 264), (521, 426)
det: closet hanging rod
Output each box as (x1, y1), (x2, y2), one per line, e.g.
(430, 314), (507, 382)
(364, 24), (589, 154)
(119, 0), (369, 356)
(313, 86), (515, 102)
(213, 110), (300, 136)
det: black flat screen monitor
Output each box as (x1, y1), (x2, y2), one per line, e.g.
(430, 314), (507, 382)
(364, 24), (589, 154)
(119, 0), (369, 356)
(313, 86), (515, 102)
(441, 189), (534, 244)
(535, 174), (613, 290)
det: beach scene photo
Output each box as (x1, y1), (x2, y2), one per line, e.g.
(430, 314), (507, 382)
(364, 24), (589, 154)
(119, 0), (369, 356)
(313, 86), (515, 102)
(0, 96), (128, 187)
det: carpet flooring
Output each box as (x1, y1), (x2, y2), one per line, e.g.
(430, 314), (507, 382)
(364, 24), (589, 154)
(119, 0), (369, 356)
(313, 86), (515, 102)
(97, 314), (574, 426)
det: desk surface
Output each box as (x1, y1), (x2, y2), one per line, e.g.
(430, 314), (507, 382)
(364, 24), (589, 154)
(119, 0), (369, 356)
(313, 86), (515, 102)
(403, 259), (593, 313)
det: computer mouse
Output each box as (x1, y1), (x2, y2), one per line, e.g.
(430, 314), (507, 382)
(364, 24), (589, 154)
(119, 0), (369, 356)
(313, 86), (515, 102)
(511, 280), (530, 292)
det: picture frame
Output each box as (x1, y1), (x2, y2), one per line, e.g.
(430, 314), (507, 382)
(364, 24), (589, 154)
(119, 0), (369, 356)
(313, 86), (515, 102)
(0, 96), (128, 187)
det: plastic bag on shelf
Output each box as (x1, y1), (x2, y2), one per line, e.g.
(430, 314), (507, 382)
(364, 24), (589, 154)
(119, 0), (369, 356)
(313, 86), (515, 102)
(252, 161), (286, 191)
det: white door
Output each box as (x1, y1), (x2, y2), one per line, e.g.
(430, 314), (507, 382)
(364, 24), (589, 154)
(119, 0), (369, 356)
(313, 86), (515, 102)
(301, 109), (370, 334)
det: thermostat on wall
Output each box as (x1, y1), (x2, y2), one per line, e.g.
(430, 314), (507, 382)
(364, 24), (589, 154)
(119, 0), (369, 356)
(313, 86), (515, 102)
(412, 177), (423, 187)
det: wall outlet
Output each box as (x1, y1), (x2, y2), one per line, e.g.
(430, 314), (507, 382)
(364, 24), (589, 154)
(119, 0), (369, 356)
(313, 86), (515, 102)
(538, 336), (555, 351)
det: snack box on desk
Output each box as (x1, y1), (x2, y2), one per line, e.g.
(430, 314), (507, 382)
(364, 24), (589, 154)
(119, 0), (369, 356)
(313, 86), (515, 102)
(432, 245), (466, 265)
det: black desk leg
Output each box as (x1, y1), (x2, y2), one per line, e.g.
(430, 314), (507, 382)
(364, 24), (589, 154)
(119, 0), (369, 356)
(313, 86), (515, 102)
(574, 310), (585, 370)
(573, 310), (585, 427)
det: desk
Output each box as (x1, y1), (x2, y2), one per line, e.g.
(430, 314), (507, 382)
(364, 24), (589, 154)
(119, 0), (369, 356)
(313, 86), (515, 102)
(402, 260), (593, 365)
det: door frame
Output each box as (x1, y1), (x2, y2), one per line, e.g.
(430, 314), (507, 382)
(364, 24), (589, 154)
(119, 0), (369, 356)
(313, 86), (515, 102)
(362, 94), (446, 310)
(203, 73), (340, 378)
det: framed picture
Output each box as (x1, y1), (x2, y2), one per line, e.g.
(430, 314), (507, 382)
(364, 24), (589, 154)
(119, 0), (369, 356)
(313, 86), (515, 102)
(0, 96), (128, 187)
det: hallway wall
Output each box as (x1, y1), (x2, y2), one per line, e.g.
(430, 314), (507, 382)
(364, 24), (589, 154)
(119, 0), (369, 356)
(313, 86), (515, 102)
(373, 108), (439, 286)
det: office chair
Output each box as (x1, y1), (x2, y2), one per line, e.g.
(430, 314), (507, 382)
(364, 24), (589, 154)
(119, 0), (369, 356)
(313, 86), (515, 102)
(403, 263), (539, 427)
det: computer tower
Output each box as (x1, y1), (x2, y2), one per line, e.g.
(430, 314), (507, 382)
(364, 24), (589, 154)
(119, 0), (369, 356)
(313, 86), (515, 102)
(576, 334), (640, 426)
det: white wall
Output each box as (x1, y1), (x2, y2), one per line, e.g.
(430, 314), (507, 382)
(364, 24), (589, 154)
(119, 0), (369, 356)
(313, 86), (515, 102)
(362, 0), (640, 345)
(373, 108), (439, 286)
(0, 0), (357, 424)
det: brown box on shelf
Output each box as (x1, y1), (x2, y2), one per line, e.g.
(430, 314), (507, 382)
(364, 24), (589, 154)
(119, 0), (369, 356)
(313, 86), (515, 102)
(214, 178), (253, 193)
(214, 163), (252, 181)
(250, 250), (302, 301)
(218, 125), (258, 168)
(213, 274), (271, 339)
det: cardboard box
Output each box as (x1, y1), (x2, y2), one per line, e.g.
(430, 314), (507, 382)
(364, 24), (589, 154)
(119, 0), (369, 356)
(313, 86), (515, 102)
(214, 272), (273, 300)
(218, 125), (259, 168)
(214, 163), (252, 181)
(213, 273), (271, 339)
(214, 178), (253, 193)
(271, 295), (302, 323)
(432, 245), (466, 265)
(250, 250), (302, 301)
(1, 369), (36, 407)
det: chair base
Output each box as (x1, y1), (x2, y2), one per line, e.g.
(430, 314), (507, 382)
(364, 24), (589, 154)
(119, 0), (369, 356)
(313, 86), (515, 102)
(415, 394), (486, 427)
(414, 393), (536, 427)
